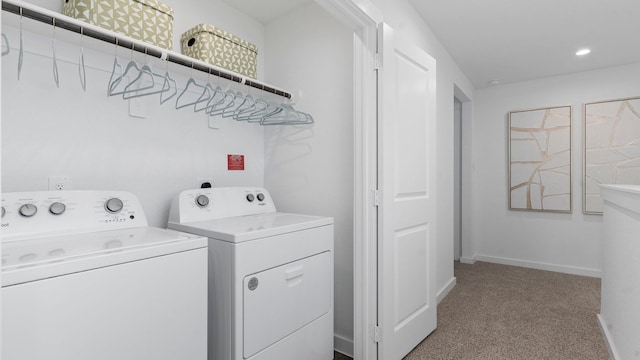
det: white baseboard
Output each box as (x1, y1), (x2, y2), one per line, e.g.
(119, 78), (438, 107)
(597, 314), (620, 360)
(459, 256), (476, 264)
(334, 333), (354, 358)
(437, 277), (457, 304)
(474, 254), (601, 278)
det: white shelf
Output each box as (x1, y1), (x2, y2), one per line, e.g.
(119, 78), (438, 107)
(1, 0), (292, 99)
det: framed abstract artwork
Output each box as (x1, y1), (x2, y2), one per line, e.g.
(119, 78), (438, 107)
(584, 97), (640, 214)
(509, 106), (572, 212)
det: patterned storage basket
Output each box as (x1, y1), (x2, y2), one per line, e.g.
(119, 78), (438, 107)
(62, 0), (174, 50)
(181, 24), (258, 79)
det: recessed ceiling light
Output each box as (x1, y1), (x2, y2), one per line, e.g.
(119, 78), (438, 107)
(576, 48), (591, 56)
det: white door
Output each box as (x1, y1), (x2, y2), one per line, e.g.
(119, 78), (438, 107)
(378, 23), (437, 360)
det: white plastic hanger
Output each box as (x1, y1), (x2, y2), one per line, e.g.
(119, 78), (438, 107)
(109, 59), (155, 97)
(120, 49), (167, 98)
(238, 99), (282, 122)
(158, 70), (177, 104)
(203, 84), (226, 111)
(17, 8), (24, 80)
(78, 28), (86, 91)
(122, 69), (173, 100)
(1, 33), (10, 56)
(221, 91), (251, 118)
(107, 40), (124, 95)
(176, 76), (210, 110)
(260, 103), (313, 125)
(52, 19), (59, 88)
(159, 59), (177, 104)
(207, 88), (238, 116)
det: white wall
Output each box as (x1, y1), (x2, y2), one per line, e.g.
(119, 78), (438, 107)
(1, 2), (267, 227)
(472, 62), (640, 276)
(3, 0), (478, 353)
(262, 2), (355, 354)
(370, 0), (476, 299)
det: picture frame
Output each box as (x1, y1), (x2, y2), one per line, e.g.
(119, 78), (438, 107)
(583, 96), (640, 214)
(508, 106), (572, 212)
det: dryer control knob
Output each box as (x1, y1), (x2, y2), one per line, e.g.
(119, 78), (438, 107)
(257, 193), (265, 202)
(19, 203), (38, 217)
(246, 194), (255, 202)
(49, 202), (66, 215)
(1, 207), (5, 218)
(196, 195), (210, 207)
(104, 198), (124, 214)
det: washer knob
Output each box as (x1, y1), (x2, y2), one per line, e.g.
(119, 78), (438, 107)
(19, 203), (38, 217)
(246, 194), (255, 202)
(104, 198), (124, 214)
(196, 195), (210, 207)
(1, 207), (5, 218)
(49, 202), (66, 215)
(257, 193), (265, 202)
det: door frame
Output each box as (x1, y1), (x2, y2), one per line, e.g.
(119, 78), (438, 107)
(314, 1), (380, 359)
(454, 85), (476, 265)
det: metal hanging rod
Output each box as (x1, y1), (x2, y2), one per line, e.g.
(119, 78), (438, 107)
(1, 0), (292, 99)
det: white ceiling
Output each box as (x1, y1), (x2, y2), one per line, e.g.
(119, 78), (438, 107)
(408, 0), (640, 88)
(222, 0), (640, 89)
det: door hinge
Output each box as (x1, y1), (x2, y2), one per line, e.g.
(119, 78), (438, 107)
(374, 52), (382, 71)
(372, 189), (381, 207)
(374, 325), (382, 343)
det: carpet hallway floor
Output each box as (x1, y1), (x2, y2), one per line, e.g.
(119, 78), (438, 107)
(335, 261), (610, 360)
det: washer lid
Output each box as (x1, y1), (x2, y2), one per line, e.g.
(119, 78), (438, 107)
(168, 212), (334, 243)
(1, 227), (207, 286)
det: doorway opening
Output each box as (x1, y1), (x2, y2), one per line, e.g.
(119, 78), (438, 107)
(454, 85), (474, 264)
(454, 96), (463, 261)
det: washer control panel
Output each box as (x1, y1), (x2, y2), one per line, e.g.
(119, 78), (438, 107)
(1, 191), (148, 241)
(169, 187), (277, 224)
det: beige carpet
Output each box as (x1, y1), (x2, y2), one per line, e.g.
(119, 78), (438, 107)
(336, 261), (610, 360)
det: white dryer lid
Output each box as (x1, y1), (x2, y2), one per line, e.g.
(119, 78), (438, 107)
(1, 227), (207, 286)
(168, 212), (333, 243)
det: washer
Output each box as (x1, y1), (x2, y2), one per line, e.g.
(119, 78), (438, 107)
(168, 187), (334, 360)
(1, 190), (208, 360)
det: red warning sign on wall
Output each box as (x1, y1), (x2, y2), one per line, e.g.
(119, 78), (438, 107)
(227, 154), (245, 171)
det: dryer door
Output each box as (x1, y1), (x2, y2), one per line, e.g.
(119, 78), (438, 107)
(243, 251), (332, 358)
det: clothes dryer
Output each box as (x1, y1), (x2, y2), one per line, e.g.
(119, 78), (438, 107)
(168, 187), (334, 360)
